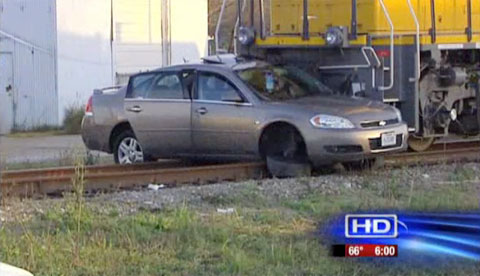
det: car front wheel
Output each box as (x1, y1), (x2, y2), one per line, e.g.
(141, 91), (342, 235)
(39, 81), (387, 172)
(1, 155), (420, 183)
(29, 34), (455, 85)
(261, 124), (312, 178)
(113, 130), (145, 164)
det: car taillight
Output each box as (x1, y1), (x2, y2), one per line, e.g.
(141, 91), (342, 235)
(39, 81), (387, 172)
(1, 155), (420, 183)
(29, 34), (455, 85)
(85, 96), (93, 115)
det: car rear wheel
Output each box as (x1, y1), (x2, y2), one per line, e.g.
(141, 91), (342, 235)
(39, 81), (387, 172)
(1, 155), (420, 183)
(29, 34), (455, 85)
(261, 124), (312, 178)
(113, 130), (145, 164)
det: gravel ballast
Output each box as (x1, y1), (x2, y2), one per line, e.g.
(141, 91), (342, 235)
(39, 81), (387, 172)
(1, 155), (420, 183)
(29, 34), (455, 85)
(2, 162), (480, 223)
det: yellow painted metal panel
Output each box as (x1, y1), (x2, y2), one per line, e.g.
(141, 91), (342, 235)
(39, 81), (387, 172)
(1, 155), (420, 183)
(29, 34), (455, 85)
(363, 0), (431, 33)
(473, 0), (480, 34)
(435, 0), (467, 32)
(268, 0), (480, 46)
(271, 0), (303, 34)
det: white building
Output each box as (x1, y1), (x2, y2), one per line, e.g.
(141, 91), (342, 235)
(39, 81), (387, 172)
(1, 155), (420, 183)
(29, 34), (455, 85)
(0, 0), (208, 134)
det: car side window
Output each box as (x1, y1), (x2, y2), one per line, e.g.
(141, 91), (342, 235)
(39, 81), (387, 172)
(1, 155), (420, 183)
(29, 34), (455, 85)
(197, 72), (245, 103)
(128, 73), (156, 99)
(145, 73), (184, 100)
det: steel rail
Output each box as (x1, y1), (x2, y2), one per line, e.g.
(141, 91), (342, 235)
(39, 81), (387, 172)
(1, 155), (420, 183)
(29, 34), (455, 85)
(2, 142), (480, 198)
(385, 147), (480, 167)
(1, 162), (266, 198)
(1, 161), (183, 182)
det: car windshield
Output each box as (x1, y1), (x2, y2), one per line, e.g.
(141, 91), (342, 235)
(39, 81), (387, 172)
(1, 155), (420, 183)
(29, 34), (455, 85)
(237, 65), (332, 101)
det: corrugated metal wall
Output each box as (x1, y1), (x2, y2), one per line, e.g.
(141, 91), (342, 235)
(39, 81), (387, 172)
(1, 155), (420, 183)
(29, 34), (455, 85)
(0, 0), (208, 132)
(0, 0), (58, 130)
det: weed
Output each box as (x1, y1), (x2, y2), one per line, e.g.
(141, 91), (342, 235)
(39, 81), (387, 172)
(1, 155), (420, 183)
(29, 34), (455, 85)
(63, 105), (85, 135)
(1, 167), (480, 275)
(381, 172), (402, 204)
(10, 125), (63, 137)
(84, 151), (101, 166)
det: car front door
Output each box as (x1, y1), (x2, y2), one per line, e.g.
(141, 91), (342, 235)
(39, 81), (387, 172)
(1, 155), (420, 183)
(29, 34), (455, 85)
(192, 71), (258, 156)
(125, 71), (192, 158)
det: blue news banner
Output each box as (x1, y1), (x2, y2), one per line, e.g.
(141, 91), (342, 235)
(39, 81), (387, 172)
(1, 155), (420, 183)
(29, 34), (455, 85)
(323, 213), (480, 261)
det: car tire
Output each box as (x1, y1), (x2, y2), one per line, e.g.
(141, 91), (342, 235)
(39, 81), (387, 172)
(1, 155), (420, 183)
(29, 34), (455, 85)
(370, 157), (385, 170)
(261, 124), (312, 178)
(113, 129), (151, 164)
(343, 157), (385, 171)
(266, 156), (312, 178)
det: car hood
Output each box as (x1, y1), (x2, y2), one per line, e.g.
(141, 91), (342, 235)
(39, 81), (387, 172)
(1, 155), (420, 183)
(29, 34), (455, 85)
(271, 95), (398, 124)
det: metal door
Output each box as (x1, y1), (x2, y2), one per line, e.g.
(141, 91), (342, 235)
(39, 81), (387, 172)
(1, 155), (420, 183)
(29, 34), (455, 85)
(124, 71), (192, 157)
(192, 71), (258, 156)
(0, 53), (14, 134)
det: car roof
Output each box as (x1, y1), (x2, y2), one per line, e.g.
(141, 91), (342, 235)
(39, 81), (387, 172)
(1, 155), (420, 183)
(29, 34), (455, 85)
(147, 54), (269, 73)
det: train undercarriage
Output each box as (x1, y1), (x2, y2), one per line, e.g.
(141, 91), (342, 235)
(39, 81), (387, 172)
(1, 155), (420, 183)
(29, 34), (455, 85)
(218, 0), (480, 152)
(416, 49), (480, 151)
(237, 46), (480, 152)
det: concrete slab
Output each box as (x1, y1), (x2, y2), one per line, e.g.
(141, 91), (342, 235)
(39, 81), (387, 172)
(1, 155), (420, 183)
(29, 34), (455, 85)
(0, 135), (109, 164)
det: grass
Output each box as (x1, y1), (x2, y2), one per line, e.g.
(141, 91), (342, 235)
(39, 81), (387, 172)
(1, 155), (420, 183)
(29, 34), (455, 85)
(63, 106), (85, 135)
(0, 152), (111, 171)
(7, 105), (85, 138)
(1, 167), (480, 275)
(9, 126), (65, 138)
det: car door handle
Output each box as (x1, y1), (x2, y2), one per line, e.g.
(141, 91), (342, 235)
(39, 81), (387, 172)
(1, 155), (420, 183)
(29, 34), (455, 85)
(196, 107), (208, 115)
(127, 106), (143, 113)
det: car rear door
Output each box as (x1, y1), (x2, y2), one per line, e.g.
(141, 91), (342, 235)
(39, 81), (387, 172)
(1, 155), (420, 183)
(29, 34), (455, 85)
(191, 70), (258, 156)
(125, 70), (192, 157)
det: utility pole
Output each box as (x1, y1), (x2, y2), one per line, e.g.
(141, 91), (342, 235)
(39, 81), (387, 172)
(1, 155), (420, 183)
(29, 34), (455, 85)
(161, 0), (171, 67)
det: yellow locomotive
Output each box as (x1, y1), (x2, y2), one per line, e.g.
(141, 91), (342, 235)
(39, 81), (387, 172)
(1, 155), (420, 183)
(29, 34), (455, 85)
(231, 0), (480, 151)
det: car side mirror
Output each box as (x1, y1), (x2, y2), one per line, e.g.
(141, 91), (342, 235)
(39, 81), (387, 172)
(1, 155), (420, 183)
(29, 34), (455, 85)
(221, 93), (244, 103)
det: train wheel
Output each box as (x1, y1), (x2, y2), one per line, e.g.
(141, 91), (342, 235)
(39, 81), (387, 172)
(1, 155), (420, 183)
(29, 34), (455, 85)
(408, 136), (435, 152)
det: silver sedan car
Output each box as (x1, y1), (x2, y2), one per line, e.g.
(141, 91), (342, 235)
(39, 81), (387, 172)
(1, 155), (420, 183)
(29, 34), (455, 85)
(82, 56), (408, 176)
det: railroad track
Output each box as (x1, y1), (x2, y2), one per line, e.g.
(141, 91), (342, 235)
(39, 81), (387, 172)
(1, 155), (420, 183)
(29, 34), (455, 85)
(0, 162), (266, 198)
(2, 141), (480, 198)
(385, 141), (480, 166)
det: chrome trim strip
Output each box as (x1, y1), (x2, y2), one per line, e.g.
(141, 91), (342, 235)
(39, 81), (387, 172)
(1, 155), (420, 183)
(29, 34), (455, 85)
(370, 145), (404, 154)
(125, 98), (191, 103)
(360, 118), (399, 126)
(193, 100), (253, 106)
(370, 134), (405, 154)
(383, 98), (400, 103)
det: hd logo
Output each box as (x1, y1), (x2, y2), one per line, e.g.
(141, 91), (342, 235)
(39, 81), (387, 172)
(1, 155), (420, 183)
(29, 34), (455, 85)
(345, 215), (399, 238)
